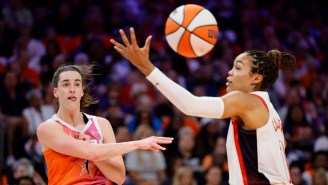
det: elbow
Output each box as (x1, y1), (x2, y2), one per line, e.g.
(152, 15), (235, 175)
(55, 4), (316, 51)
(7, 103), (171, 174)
(178, 96), (199, 116)
(86, 146), (102, 161)
(118, 165), (126, 184)
(116, 173), (126, 185)
(107, 167), (126, 185)
(180, 101), (197, 116)
(115, 162), (126, 185)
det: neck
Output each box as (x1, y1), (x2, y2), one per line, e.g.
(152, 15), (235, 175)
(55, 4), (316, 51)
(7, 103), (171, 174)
(56, 108), (82, 127)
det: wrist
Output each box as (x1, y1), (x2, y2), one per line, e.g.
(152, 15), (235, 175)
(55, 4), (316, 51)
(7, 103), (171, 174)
(132, 140), (141, 150)
(140, 61), (155, 76)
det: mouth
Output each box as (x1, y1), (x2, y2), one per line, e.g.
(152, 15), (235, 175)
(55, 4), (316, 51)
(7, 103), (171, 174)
(226, 78), (232, 86)
(68, 96), (77, 101)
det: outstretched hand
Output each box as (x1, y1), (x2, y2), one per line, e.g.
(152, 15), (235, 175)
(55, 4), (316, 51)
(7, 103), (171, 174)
(137, 136), (173, 152)
(110, 27), (155, 76)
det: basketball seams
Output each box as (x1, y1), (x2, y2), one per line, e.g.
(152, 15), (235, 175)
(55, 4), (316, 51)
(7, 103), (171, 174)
(191, 31), (215, 45)
(165, 17), (182, 35)
(165, 4), (218, 58)
(189, 35), (198, 57)
(183, 9), (203, 31)
(179, 6), (204, 57)
(191, 25), (218, 44)
(178, 31), (196, 57)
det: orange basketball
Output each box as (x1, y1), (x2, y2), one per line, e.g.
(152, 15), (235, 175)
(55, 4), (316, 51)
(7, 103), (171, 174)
(165, 4), (219, 58)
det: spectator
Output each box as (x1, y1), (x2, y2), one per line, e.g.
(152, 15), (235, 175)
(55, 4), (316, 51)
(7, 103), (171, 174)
(0, 71), (27, 166)
(125, 124), (167, 185)
(11, 158), (46, 185)
(312, 168), (328, 185)
(16, 176), (35, 185)
(172, 166), (197, 185)
(302, 151), (328, 185)
(289, 161), (307, 185)
(22, 88), (55, 179)
(127, 94), (163, 135)
(204, 166), (227, 185)
(201, 137), (228, 177)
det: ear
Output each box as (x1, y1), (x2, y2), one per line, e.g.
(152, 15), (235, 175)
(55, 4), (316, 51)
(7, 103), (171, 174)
(53, 88), (58, 98)
(252, 74), (263, 85)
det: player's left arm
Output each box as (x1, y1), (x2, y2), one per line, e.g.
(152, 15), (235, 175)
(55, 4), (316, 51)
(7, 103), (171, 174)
(93, 117), (125, 185)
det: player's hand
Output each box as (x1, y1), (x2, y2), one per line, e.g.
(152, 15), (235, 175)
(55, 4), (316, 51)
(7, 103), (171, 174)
(137, 136), (173, 152)
(110, 27), (155, 76)
(77, 133), (91, 143)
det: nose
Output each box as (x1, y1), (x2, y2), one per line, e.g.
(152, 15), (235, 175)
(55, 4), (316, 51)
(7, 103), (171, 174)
(69, 85), (75, 93)
(228, 68), (233, 76)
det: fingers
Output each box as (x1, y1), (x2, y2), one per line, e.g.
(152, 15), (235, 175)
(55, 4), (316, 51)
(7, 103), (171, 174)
(112, 45), (125, 57)
(119, 29), (131, 47)
(153, 137), (174, 144)
(151, 142), (166, 151)
(130, 27), (139, 48)
(144, 35), (152, 50)
(149, 137), (174, 151)
(110, 39), (127, 58)
(110, 39), (125, 49)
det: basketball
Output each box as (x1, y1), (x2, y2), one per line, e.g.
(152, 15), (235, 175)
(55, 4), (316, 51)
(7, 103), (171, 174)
(165, 4), (219, 58)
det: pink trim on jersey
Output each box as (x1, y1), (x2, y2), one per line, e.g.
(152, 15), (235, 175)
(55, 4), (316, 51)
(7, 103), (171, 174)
(250, 94), (269, 111)
(84, 118), (102, 143)
(55, 120), (79, 139)
(232, 120), (248, 185)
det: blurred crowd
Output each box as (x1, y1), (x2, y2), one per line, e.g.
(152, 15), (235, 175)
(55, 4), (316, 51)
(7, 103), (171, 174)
(0, 0), (327, 185)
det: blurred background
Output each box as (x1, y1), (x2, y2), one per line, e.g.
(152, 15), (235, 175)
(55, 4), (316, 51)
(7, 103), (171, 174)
(0, 0), (327, 185)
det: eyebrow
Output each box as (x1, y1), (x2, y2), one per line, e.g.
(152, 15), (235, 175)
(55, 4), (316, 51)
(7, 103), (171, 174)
(235, 60), (244, 66)
(60, 79), (82, 83)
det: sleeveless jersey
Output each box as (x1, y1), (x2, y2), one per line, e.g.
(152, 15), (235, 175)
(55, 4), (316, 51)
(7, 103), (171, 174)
(226, 91), (292, 185)
(43, 113), (111, 185)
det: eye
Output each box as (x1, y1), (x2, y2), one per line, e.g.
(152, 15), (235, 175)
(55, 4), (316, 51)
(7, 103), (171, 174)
(75, 83), (81, 87)
(63, 83), (69, 87)
(234, 65), (241, 70)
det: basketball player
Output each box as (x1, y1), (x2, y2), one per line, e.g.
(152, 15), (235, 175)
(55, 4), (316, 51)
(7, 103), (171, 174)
(36, 64), (173, 185)
(110, 28), (296, 185)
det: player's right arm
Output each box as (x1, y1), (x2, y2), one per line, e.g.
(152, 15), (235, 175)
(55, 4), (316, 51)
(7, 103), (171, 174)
(37, 121), (173, 161)
(111, 28), (268, 129)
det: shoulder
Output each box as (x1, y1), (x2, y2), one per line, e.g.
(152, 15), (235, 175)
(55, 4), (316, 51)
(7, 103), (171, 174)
(94, 116), (111, 128)
(221, 91), (268, 118)
(96, 116), (110, 124)
(94, 116), (114, 132)
(223, 90), (262, 107)
(93, 116), (116, 142)
(36, 120), (63, 142)
(37, 120), (60, 133)
(82, 113), (110, 126)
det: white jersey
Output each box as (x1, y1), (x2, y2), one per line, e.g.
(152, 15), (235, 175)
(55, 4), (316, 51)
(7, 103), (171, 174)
(226, 91), (292, 185)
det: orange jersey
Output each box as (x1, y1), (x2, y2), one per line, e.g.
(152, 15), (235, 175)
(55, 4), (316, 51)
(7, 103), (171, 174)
(44, 114), (111, 185)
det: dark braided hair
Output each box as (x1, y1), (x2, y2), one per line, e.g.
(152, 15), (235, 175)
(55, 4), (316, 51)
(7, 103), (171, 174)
(246, 49), (296, 90)
(52, 64), (99, 107)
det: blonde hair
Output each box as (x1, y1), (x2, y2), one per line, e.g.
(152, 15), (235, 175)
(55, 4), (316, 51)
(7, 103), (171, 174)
(133, 125), (157, 166)
(172, 166), (197, 185)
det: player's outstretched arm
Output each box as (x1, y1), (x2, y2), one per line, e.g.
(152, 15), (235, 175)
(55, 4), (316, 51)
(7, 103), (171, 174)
(37, 122), (173, 161)
(111, 27), (225, 119)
